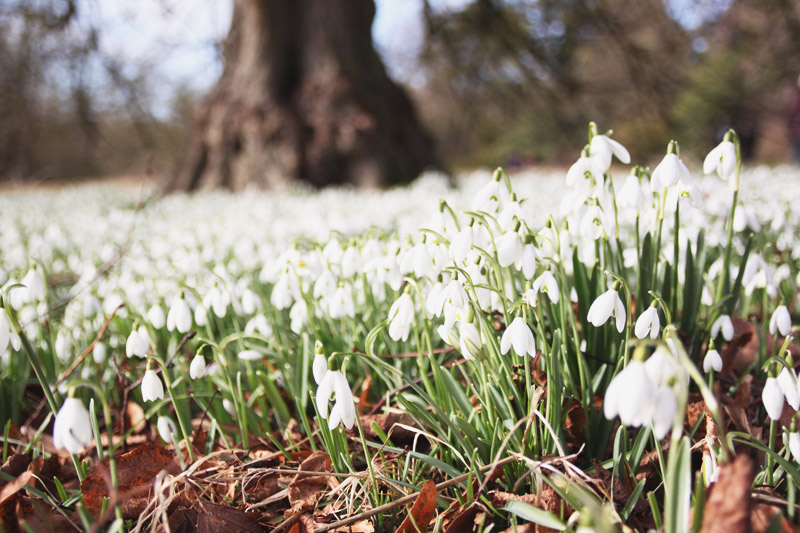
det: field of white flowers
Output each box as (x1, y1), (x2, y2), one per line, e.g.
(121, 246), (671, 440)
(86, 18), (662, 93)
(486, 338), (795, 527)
(2, 125), (800, 532)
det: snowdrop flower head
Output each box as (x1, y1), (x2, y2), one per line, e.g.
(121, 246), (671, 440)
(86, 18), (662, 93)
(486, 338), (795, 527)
(313, 344), (328, 385)
(710, 314), (734, 341)
(458, 321), (483, 361)
(142, 368), (165, 402)
(316, 369), (355, 430)
(702, 348), (722, 373)
(190, 354), (206, 379)
(770, 305), (792, 337)
(500, 316), (536, 357)
(651, 141), (691, 190)
(579, 206), (610, 241)
(790, 432), (800, 463)
(588, 123), (630, 173)
(778, 366), (800, 411)
(388, 291), (414, 342)
(603, 360), (653, 427)
(157, 416), (177, 443)
(587, 287), (626, 333)
(53, 397), (93, 454)
(167, 295), (192, 333)
(531, 271), (559, 304)
(703, 136), (737, 184)
(497, 229), (524, 268)
(762, 376), (784, 421)
(634, 305), (660, 340)
(147, 304), (166, 329)
(126, 326), (150, 358)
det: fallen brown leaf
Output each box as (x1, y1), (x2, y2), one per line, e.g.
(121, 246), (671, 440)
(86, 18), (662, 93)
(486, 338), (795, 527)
(196, 501), (262, 533)
(396, 480), (437, 533)
(442, 502), (486, 533)
(287, 450), (333, 514)
(700, 454), (754, 533)
(81, 443), (180, 519)
(751, 502), (793, 533)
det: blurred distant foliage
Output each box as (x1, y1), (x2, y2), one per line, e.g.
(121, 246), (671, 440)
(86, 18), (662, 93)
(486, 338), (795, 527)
(0, 0), (799, 182)
(419, 0), (800, 169)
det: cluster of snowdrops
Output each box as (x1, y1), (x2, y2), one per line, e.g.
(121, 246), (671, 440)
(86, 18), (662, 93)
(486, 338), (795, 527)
(2, 123), (800, 531)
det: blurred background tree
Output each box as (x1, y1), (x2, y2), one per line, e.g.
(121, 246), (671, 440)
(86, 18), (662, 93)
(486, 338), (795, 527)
(0, 0), (798, 187)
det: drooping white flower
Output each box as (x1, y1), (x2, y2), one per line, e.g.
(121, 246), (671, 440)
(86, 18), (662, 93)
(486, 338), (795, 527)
(500, 317), (536, 357)
(458, 321), (483, 361)
(92, 343), (107, 364)
(289, 300), (309, 334)
(142, 369), (165, 402)
(710, 315), (734, 341)
(777, 367), (800, 410)
(770, 305), (792, 337)
(147, 304), (166, 329)
(566, 154), (599, 187)
(587, 288), (626, 333)
(125, 327), (150, 358)
(328, 286), (355, 319)
(497, 230), (523, 268)
(634, 306), (660, 340)
(388, 293), (414, 342)
(603, 360), (654, 427)
(789, 432), (800, 463)
(579, 206), (610, 241)
(313, 352), (328, 385)
(652, 152), (691, 190)
(316, 370), (355, 430)
(703, 349), (722, 373)
(189, 355), (206, 379)
(167, 296), (192, 333)
(651, 385), (678, 440)
(531, 271), (559, 304)
(703, 140), (737, 183)
(762, 376), (785, 421)
(0, 310), (9, 356)
(238, 349), (263, 361)
(53, 397), (93, 454)
(618, 174), (647, 211)
(450, 226), (474, 263)
(589, 133), (631, 173)
(472, 177), (510, 213)
(240, 288), (262, 315)
(157, 416), (177, 443)
(521, 244), (538, 280)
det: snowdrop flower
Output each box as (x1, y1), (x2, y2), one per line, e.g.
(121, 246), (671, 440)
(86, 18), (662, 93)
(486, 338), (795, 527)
(316, 370), (355, 430)
(789, 432), (800, 463)
(634, 305), (660, 340)
(92, 343), (107, 364)
(0, 309), (10, 356)
(651, 386), (678, 440)
(651, 142), (691, 189)
(189, 355), (206, 379)
(777, 367), (800, 410)
(450, 225), (475, 263)
(703, 139), (737, 184)
(710, 315), (734, 341)
(500, 317), (536, 357)
(167, 296), (192, 333)
(239, 349), (263, 361)
(618, 173), (647, 211)
(157, 416), (177, 443)
(770, 305), (792, 337)
(589, 126), (631, 173)
(458, 321), (483, 360)
(328, 286), (355, 319)
(240, 288), (261, 315)
(762, 376), (784, 421)
(603, 360), (654, 427)
(497, 229), (524, 268)
(566, 151), (600, 187)
(703, 349), (722, 373)
(313, 350), (328, 385)
(531, 271), (560, 304)
(142, 368), (165, 402)
(472, 173), (510, 213)
(53, 397), (93, 454)
(289, 300), (308, 334)
(147, 304), (166, 329)
(587, 288), (626, 333)
(579, 206), (610, 241)
(388, 292), (414, 342)
(125, 326), (150, 358)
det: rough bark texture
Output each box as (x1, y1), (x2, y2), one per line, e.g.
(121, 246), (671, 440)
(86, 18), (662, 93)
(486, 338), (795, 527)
(170, 0), (437, 191)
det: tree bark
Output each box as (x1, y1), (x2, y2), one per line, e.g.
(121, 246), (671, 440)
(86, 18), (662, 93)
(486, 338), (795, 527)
(169, 0), (437, 191)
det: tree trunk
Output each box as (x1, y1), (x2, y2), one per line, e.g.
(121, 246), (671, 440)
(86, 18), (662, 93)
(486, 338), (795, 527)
(169, 0), (438, 191)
